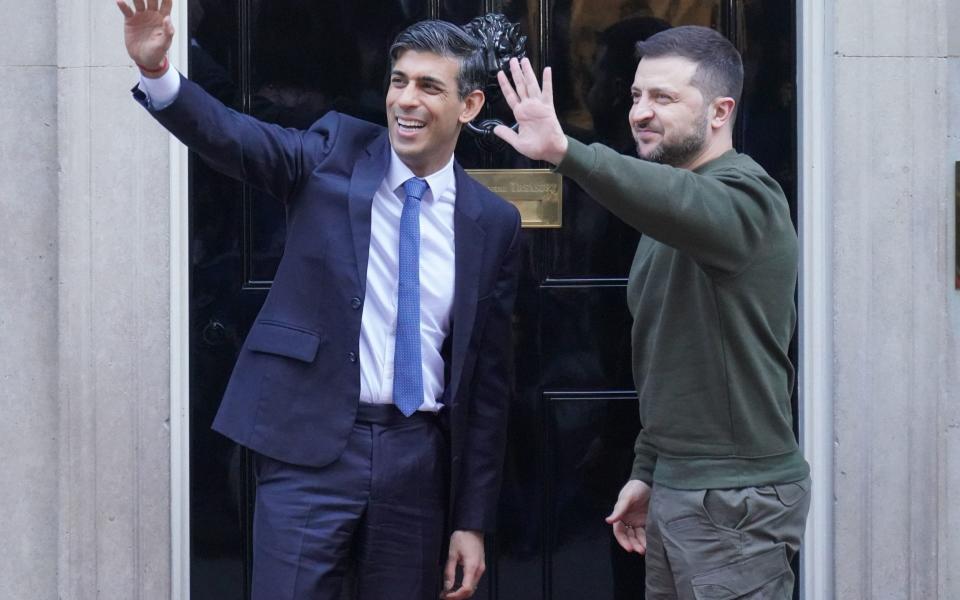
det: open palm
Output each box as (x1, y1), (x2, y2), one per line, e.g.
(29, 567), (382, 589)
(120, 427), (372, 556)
(493, 58), (569, 165)
(116, 0), (174, 68)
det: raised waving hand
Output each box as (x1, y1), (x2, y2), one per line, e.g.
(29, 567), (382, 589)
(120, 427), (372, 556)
(116, 0), (175, 74)
(493, 57), (569, 165)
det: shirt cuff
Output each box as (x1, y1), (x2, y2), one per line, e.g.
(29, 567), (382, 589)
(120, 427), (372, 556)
(139, 66), (181, 110)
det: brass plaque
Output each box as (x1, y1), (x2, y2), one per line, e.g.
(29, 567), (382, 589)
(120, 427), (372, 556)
(467, 169), (562, 228)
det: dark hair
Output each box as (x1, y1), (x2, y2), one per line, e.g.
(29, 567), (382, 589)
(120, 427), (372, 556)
(635, 26), (743, 114)
(389, 20), (486, 99)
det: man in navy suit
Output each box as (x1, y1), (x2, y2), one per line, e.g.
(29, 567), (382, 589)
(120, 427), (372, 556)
(118, 1), (521, 598)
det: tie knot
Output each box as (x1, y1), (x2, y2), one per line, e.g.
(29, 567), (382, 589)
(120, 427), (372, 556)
(402, 177), (429, 202)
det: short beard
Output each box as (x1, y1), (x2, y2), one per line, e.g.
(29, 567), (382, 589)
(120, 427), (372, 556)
(636, 113), (709, 167)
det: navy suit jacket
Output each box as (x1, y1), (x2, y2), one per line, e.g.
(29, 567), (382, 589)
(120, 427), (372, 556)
(135, 76), (521, 532)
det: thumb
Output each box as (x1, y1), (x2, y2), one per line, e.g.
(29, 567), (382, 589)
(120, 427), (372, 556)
(160, 16), (175, 54)
(492, 124), (519, 146)
(605, 495), (630, 524)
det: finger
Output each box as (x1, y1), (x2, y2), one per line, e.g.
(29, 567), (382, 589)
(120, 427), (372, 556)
(146, 0), (159, 11)
(160, 0), (173, 16)
(509, 58), (527, 100)
(605, 496), (629, 524)
(520, 57), (542, 98)
(492, 124), (520, 147)
(443, 554), (458, 594)
(443, 582), (472, 600)
(611, 521), (633, 553)
(443, 579), (477, 600)
(132, 0), (147, 12)
(542, 66), (554, 106)
(116, 0), (135, 19)
(460, 559), (484, 592)
(633, 526), (648, 555)
(622, 523), (648, 554)
(446, 555), (484, 600)
(496, 71), (520, 110)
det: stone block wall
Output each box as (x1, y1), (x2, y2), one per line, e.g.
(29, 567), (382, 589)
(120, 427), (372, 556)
(831, 1), (960, 598)
(56, 0), (172, 596)
(0, 0), (59, 597)
(943, 2), (960, 599)
(0, 0), (173, 597)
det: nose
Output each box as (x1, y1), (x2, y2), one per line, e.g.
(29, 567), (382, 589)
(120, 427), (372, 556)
(397, 82), (420, 108)
(629, 96), (653, 127)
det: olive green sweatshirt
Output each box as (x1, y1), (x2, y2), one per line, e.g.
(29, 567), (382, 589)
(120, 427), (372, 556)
(556, 137), (809, 490)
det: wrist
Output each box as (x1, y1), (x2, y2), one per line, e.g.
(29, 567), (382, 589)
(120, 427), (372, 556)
(137, 55), (169, 79)
(452, 529), (484, 540)
(545, 133), (569, 166)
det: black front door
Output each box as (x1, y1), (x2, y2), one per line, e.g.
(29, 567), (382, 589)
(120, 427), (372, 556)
(186, 1), (797, 598)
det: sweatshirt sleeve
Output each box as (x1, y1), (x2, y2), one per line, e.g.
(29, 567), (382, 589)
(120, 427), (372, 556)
(630, 429), (657, 484)
(555, 137), (786, 276)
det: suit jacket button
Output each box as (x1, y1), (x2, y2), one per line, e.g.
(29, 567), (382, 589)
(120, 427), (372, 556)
(348, 351), (357, 363)
(351, 297), (362, 309)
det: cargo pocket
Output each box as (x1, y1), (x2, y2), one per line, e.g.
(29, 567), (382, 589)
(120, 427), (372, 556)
(773, 479), (809, 507)
(691, 545), (791, 600)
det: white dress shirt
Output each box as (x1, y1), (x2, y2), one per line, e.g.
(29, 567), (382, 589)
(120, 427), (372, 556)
(359, 151), (455, 411)
(140, 70), (456, 412)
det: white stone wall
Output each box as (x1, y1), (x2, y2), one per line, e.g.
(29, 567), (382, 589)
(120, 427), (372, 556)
(0, 0), (59, 598)
(56, 0), (172, 596)
(832, 1), (960, 599)
(943, 2), (960, 599)
(0, 0), (173, 597)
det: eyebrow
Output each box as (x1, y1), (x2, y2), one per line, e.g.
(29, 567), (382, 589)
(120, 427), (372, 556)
(631, 85), (678, 95)
(391, 70), (448, 89)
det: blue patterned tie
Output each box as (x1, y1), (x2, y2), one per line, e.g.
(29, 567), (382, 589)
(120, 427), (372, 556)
(393, 177), (428, 416)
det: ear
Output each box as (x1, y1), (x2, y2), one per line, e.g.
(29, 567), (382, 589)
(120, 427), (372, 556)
(459, 89), (485, 124)
(710, 96), (736, 130)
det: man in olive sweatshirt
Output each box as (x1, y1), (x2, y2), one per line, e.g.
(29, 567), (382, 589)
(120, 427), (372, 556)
(494, 26), (810, 599)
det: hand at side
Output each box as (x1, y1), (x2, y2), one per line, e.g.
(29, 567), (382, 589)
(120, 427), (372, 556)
(606, 479), (652, 554)
(441, 530), (485, 599)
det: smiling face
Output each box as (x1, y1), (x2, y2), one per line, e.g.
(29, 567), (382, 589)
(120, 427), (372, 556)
(386, 50), (484, 177)
(628, 55), (711, 168)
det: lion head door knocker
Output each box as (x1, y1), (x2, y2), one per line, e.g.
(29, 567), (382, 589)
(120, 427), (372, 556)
(463, 13), (527, 153)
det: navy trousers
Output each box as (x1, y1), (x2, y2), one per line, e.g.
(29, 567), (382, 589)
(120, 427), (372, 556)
(250, 405), (448, 600)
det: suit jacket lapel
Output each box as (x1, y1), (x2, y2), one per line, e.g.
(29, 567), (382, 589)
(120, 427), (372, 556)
(348, 133), (390, 292)
(448, 164), (486, 405)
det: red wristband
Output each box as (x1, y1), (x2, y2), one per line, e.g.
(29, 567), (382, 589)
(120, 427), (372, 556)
(137, 55), (168, 75)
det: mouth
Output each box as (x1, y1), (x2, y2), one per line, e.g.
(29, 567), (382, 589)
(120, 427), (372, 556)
(396, 116), (427, 133)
